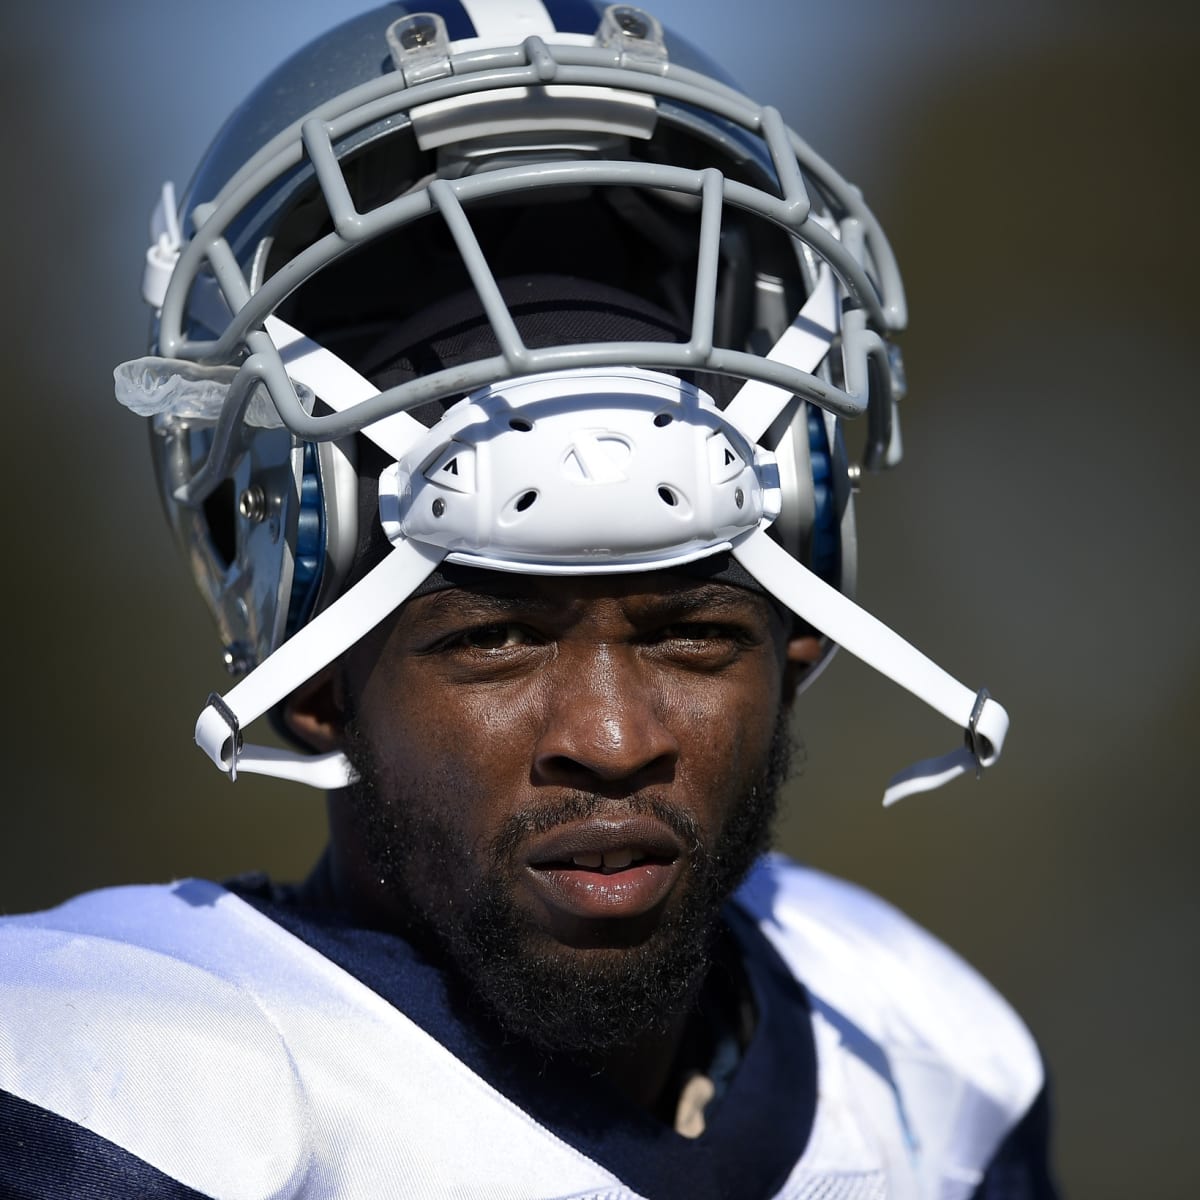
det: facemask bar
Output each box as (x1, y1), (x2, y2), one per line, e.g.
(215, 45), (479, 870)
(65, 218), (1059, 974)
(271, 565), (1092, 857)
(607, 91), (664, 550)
(154, 31), (902, 471)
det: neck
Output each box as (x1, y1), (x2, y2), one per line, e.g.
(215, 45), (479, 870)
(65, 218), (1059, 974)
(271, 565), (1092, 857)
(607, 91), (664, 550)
(581, 1011), (693, 1117)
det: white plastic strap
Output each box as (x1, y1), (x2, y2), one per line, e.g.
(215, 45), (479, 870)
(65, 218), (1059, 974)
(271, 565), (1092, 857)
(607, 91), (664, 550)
(190, 319), (438, 786)
(722, 266), (840, 442)
(195, 538), (445, 787)
(233, 747), (358, 790)
(264, 316), (428, 461)
(732, 528), (1009, 805)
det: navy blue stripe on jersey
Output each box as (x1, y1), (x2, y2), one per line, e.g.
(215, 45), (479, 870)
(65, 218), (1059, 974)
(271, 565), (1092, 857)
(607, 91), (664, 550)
(0, 1090), (209, 1200)
(229, 873), (817, 1200)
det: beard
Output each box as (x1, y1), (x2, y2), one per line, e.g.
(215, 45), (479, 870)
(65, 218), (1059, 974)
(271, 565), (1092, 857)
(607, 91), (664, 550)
(340, 708), (795, 1061)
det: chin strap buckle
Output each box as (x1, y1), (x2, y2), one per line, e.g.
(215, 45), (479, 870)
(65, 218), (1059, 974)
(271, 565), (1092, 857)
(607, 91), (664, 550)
(965, 687), (993, 779)
(204, 692), (243, 781)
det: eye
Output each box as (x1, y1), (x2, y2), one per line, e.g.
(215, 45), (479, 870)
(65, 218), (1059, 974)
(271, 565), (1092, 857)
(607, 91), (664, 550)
(454, 623), (540, 651)
(654, 622), (740, 643)
(415, 618), (550, 678)
(640, 620), (760, 670)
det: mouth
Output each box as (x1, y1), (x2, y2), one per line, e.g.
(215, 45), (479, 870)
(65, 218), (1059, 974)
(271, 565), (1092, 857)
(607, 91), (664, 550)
(521, 815), (686, 926)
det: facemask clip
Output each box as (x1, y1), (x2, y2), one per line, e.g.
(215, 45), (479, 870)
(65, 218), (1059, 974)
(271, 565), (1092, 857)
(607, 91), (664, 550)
(965, 687), (994, 778)
(203, 691), (244, 781)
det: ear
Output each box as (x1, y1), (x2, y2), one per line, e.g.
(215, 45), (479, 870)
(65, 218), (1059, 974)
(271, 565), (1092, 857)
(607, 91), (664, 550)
(783, 634), (824, 696)
(281, 664), (346, 753)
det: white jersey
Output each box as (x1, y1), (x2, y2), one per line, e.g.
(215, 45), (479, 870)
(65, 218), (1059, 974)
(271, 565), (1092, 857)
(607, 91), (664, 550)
(0, 856), (1045, 1199)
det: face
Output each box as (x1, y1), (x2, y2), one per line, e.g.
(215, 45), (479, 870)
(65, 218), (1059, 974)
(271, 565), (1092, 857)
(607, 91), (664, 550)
(317, 571), (798, 1057)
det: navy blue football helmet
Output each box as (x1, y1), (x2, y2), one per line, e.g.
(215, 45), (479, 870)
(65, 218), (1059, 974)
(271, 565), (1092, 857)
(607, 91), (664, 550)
(116, 1), (1004, 801)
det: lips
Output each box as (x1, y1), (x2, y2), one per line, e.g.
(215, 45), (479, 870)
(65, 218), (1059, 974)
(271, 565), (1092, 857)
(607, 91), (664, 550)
(522, 815), (685, 924)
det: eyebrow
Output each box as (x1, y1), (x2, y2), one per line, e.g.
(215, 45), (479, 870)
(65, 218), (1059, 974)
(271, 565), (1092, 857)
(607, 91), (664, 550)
(412, 588), (565, 622)
(647, 584), (770, 616)
(408, 581), (771, 626)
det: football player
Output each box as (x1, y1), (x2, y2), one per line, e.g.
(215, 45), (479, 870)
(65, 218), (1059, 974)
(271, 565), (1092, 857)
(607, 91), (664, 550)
(0, 3), (1055, 1196)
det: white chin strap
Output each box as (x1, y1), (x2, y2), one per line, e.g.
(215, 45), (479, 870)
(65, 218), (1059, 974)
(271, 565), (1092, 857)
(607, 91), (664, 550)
(194, 291), (1008, 806)
(731, 531), (1006, 806)
(194, 318), (437, 791)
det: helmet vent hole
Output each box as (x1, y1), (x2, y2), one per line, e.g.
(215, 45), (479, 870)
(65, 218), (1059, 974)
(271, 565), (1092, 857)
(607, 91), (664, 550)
(509, 417), (533, 432)
(514, 490), (538, 512)
(658, 486), (679, 507)
(653, 412), (673, 427)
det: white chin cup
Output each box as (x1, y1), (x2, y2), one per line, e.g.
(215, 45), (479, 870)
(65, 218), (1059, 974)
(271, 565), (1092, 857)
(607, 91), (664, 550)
(380, 367), (780, 574)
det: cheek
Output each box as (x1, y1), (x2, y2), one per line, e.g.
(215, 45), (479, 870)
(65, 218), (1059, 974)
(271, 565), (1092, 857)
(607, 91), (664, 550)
(664, 663), (786, 807)
(352, 662), (547, 840)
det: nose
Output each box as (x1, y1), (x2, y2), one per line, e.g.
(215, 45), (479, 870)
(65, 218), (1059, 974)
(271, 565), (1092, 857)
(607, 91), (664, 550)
(532, 645), (679, 790)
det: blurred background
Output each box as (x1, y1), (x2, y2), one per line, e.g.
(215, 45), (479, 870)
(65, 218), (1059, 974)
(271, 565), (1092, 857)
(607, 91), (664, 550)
(2, 1), (1195, 1193)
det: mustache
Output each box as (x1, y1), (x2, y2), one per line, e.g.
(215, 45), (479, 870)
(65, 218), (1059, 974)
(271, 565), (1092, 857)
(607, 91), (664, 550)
(487, 792), (704, 866)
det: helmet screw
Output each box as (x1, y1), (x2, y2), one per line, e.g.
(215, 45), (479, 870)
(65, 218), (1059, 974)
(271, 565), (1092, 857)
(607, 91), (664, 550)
(238, 485), (267, 523)
(222, 642), (252, 676)
(400, 14), (438, 49)
(613, 6), (650, 39)
(734, 488), (745, 509)
(432, 498), (446, 517)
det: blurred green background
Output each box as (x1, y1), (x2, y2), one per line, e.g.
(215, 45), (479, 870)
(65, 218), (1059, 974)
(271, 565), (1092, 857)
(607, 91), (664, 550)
(2, 2), (1196, 1194)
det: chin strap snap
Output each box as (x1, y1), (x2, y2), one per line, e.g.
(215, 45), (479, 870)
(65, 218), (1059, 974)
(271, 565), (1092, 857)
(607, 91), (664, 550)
(194, 537), (446, 788)
(731, 529), (1008, 806)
